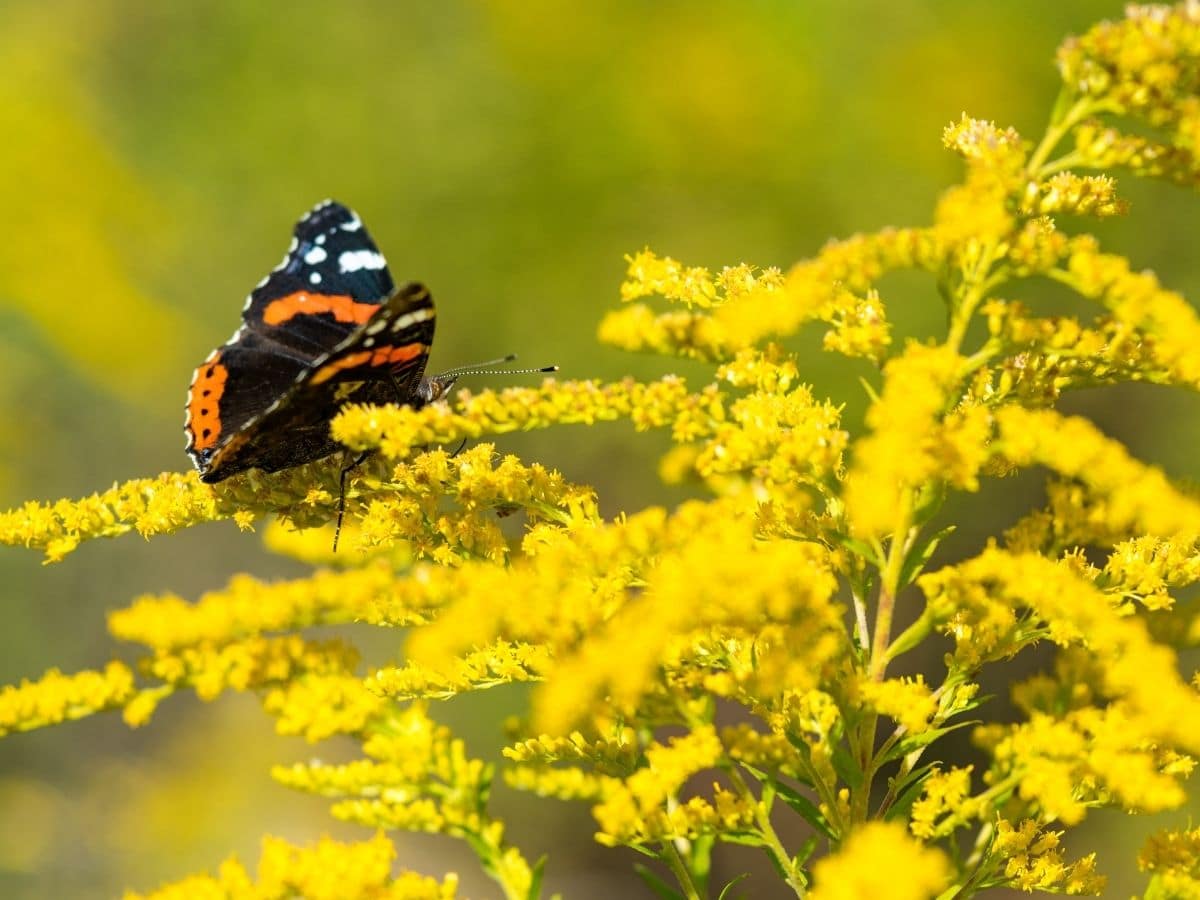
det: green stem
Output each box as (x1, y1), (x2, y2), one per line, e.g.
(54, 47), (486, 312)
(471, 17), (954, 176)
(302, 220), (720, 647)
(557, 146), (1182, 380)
(661, 841), (703, 900)
(729, 768), (807, 898)
(1026, 94), (1094, 177)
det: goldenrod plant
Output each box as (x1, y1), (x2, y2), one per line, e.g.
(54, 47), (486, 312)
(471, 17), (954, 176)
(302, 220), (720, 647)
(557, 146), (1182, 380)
(7, 4), (1200, 898)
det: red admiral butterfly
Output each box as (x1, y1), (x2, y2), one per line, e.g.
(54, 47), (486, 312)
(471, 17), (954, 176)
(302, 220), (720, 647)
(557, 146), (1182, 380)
(185, 200), (552, 506)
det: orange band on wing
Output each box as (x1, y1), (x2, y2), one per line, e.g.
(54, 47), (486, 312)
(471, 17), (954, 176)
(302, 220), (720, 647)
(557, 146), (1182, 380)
(310, 343), (426, 385)
(263, 292), (380, 326)
(187, 355), (229, 450)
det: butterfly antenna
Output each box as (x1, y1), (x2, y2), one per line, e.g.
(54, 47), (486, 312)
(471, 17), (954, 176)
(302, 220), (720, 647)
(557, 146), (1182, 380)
(434, 355), (559, 381)
(432, 355), (558, 381)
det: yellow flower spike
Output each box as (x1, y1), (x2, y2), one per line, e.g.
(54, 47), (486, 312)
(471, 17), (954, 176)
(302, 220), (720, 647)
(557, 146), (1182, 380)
(263, 672), (385, 742)
(592, 725), (724, 845)
(600, 231), (939, 362)
(857, 674), (938, 735)
(1058, 5), (1200, 126)
(369, 640), (552, 701)
(1058, 235), (1200, 388)
(995, 406), (1200, 537)
(809, 822), (950, 900)
(1026, 172), (1129, 217)
(0, 661), (135, 736)
(620, 249), (721, 308)
(143, 635), (359, 705)
(922, 548), (1200, 753)
(504, 764), (617, 802)
(334, 377), (701, 458)
(528, 515), (844, 735)
(125, 833), (458, 900)
(844, 343), (966, 538)
(109, 561), (427, 653)
(1072, 119), (1200, 188)
(0, 472), (217, 562)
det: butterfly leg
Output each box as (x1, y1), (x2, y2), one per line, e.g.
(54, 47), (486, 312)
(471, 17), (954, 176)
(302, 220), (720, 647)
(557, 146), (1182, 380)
(333, 449), (374, 553)
(450, 437), (468, 458)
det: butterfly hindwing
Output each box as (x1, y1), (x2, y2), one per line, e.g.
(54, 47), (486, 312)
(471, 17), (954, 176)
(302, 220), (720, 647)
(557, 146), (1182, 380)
(303, 282), (436, 392)
(188, 282), (437, 482)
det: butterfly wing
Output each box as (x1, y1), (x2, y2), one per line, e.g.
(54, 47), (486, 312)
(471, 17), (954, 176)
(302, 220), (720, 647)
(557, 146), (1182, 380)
(240, 200), (396, 358)
(191, 283), (437, 482)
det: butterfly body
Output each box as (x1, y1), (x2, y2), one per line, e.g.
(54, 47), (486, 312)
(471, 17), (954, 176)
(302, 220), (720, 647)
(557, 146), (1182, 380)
(185, 201), (438, 483)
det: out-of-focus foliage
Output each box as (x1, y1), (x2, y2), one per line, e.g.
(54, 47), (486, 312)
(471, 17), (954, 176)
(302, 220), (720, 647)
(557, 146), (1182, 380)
(7, 1), (1200, 899)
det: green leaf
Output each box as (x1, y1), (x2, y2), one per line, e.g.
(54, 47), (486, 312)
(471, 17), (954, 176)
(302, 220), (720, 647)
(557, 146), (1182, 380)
(690, 833), (714, 895)
(876, 720), (978, 767)
(898, 525), (955, 590)
(838, 534), (884, 569)
(717, 873), (750, 900)
(719, 831), (770, 848)
(773, 780), (837, 840)
(634, 864), (685, 900)
(883, 764), (938, 824)
(830, 740), (865, 790)
(526, 855), (548, 900)
(794, 833), (821, 867)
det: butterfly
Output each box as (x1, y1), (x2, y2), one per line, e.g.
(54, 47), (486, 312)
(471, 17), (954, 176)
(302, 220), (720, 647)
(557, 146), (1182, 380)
(184, 200), (552, 544)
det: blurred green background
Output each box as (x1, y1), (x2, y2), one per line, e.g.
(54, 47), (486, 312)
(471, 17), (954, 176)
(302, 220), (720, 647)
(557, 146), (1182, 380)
(2, 1), (1197, 897)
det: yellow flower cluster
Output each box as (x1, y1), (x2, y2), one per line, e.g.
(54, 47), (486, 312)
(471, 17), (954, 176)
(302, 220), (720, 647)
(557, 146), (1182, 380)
(368, 640), (551, 700)
(591, 726), (755, 846)
(599, 230), (937, 362)
(1139, 825), (1200, 898)
(0, 661), (136, 735)
(275, 704), (536, 900)
(991, 819), (1104, 894)
(109, 562), (417, 652)
(123, 833), (458, 900)
(809, 822), (949, 900)
(921, 548), (1200, 753)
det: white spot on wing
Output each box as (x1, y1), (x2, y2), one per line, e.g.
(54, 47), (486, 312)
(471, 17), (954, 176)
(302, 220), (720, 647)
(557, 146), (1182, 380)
(339, 250), (386, 272)
(304, 246), (327, 264)
(310, 272), (322, 284)
(341, 215), (363, 232)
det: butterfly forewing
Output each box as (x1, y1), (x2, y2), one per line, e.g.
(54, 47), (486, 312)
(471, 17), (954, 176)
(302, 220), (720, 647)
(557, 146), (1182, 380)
(242, 200), (396, 357)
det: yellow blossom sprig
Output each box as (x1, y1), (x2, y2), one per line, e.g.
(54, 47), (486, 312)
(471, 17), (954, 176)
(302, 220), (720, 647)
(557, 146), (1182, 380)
(1102, 533), (1200, 611)
(994, 406), (1200, 537)
(1053, 235), (1200, 387)
(979, 819), (1104, 895)
(122, 832), (459, 900)
(921, 548), (1200, 753)
(108, 561), (425, 652)
(808, 822), (950, 900)
(974, 704), (1189, 826)
(621, 249), (784, 309)
(276, 704), (540, 900)
(1139, 825), (1200, 898)
(0, 440), (595, 565)
(368, 640), (552, 701)
(332, 376), (705, 458)
(1071, 120), (1200, 188)
(599, 230), (937, 362)
(0, 661), (137, 736)
(0, 471), (224, 563)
